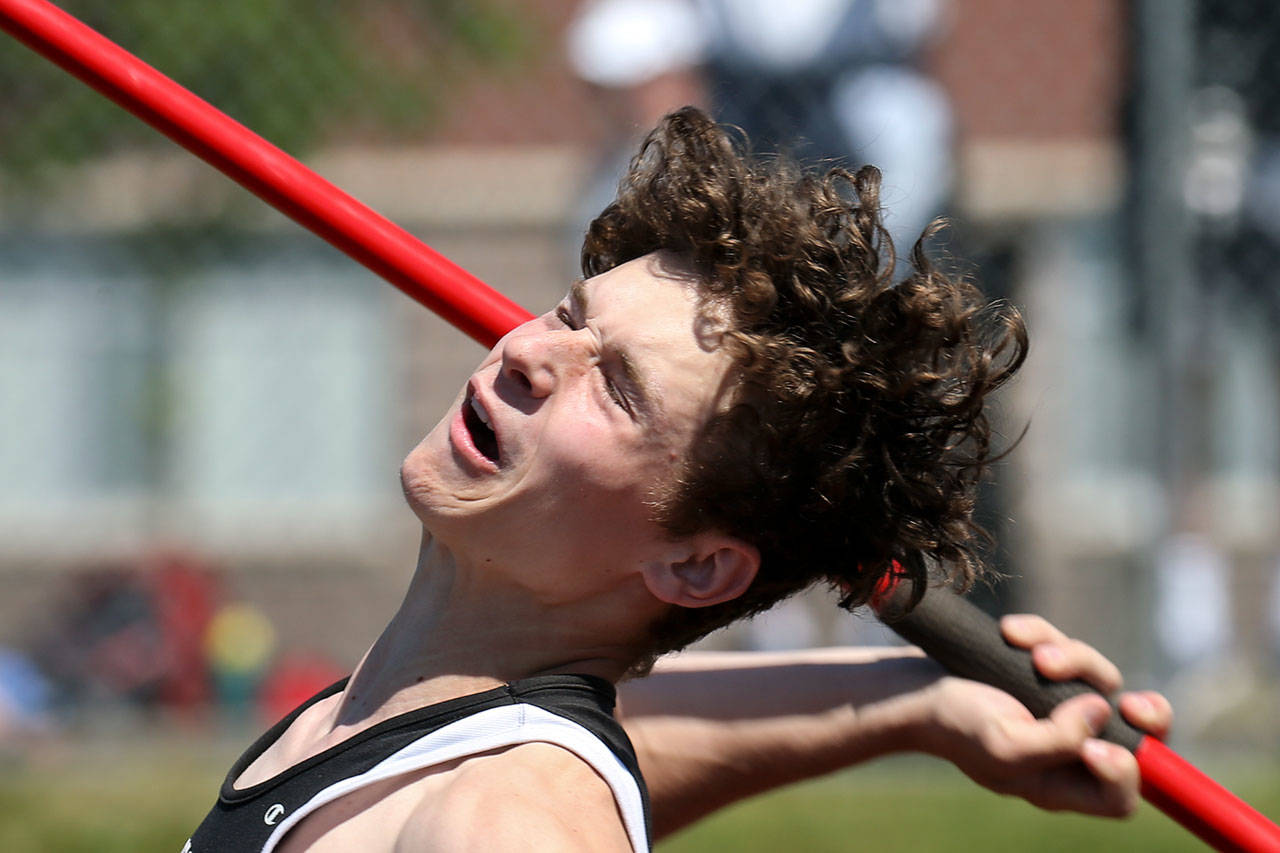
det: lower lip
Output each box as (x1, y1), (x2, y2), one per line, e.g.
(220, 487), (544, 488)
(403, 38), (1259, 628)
(449, 403), (500, 473)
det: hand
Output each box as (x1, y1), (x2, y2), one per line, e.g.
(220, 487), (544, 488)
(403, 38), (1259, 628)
(913, 614), (1173, 817)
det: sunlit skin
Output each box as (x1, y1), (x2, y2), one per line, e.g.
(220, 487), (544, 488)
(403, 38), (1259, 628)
(398, 250), (750, 632)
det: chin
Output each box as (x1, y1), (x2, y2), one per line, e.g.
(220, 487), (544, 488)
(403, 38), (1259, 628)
(398, 459), (431, 524)
(398, 428), (447, 522)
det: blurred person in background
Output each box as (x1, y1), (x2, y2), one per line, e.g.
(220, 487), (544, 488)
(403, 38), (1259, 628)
(185, 109), (1170, 852)
(567, 0), (952, 266)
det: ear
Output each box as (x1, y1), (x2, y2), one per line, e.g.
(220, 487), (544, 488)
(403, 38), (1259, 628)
(641, 534), (760, 609)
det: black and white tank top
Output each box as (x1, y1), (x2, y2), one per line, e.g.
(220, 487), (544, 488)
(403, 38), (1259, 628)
(184, 674), (651, 852)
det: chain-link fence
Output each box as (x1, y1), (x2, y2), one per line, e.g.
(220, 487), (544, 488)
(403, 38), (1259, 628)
(1, 0), (1278, 773)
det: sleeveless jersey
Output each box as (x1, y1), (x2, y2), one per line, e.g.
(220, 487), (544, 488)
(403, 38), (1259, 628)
(184, 674), (651, 852)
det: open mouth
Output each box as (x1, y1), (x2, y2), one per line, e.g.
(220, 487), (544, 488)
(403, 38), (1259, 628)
(463, 390), (500, 464)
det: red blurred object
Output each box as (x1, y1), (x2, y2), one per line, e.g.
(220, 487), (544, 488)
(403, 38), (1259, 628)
(148, 553), (219, 710)
(257, 654), (346, 727)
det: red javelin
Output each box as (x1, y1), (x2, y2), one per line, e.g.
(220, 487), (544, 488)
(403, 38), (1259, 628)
(0, 0), (532, 348)
(1, 0), (1277, 849)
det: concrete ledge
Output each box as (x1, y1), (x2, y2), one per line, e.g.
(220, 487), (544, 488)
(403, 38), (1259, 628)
(2, 144), (589, 233)
(5, 139), (1121, 231)
(958, 138), (1124, 221)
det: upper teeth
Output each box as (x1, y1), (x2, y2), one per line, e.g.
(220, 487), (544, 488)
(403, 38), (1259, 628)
(471, 396), (491, 427)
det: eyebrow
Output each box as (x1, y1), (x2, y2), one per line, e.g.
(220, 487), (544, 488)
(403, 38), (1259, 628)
(570, 279), (660, 420)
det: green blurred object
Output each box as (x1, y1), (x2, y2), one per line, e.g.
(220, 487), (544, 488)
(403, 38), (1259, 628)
(660, 758), (1280, 853)
(0, 0), (530, 179)
(0, 749), (1275, 852)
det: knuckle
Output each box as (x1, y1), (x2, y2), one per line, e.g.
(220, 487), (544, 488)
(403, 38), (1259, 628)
(1052, 703), (1093, 742)
(982, 730), (1017, 764)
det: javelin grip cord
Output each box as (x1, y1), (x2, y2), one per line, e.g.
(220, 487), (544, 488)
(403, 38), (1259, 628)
(2, 0), (1278, 849)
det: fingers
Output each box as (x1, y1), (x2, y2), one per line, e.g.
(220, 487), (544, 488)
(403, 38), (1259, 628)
(1003, 695), (1142, 817)
(1001, 614), (1175, 739)
(1026, 739), (1141, 817)
(1000, 613), (1067, 646)
(1032, 640), (1123, 693)
(986, 613), (1171, 818)
(987, 693), (1112, 771)
(1119, 690), (1174, 740)
(1001, 614), (1123, 694)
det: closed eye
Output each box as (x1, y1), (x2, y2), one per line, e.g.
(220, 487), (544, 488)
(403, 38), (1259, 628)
(604, 372), (634, 415)
(553, 305), (633, 416)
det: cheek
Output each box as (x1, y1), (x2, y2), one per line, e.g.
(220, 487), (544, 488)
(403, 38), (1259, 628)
(538, 413), (657, 490)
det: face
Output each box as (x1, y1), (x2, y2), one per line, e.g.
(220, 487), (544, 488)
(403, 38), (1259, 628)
(400, 253), (734, 599)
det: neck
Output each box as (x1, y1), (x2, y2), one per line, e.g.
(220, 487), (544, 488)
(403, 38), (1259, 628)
(331, 530), (649, 729)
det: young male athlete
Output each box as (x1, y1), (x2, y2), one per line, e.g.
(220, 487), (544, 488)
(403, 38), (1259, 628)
(186, 108), (1172, 851)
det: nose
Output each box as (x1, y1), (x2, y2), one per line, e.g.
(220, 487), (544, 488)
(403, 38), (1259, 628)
(499, 324), (588, 398)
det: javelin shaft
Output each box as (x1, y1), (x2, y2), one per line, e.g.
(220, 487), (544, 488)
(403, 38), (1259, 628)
(4, 1), (1276, 848)
(0, 0), (533, 348)
(1137, 738), (1280, 853)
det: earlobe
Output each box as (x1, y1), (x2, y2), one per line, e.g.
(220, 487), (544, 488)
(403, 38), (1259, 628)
(642, 535), (759, 609)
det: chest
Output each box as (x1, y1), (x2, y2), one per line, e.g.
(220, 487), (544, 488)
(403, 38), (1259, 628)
(272, 763), (461, 853)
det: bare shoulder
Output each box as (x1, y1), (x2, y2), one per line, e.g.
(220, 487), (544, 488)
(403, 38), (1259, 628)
(396, 742), (634, 852)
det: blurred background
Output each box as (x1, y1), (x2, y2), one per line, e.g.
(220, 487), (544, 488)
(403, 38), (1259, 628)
(1, 0), (1278, 850)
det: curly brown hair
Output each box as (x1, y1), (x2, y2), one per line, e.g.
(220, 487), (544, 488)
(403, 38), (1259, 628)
(582, 107), (1027, 660)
